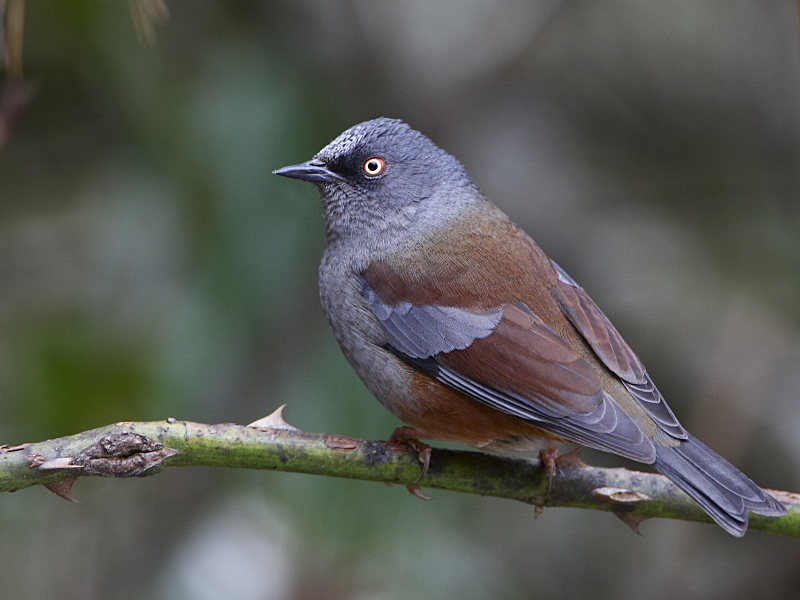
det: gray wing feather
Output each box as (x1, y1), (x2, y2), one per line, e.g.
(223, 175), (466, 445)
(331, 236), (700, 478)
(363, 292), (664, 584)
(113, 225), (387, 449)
(362, 282), (503, 358)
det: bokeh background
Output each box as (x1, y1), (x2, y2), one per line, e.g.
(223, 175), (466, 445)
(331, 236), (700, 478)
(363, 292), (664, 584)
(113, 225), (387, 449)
(2, 1), (800, 598)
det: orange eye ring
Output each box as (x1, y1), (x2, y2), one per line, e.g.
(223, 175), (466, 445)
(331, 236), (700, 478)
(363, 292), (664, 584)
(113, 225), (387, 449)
(362, 157), (386, 177)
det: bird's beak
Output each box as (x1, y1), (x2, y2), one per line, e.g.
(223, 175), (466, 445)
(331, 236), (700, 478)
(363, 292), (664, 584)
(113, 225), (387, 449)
(273, 159), (344, 184)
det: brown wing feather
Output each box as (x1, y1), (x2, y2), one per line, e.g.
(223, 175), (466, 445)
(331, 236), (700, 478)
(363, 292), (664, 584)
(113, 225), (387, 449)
(363, 204), (556, 311)
(439, 302), (603, 415)
(550, 262), (646, 383)
(549, 260), (686, 439)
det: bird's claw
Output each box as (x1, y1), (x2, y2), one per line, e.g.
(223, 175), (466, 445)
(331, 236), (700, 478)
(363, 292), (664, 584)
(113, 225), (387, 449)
(388, 426), (434, 499)
(405, 484), (433, 500)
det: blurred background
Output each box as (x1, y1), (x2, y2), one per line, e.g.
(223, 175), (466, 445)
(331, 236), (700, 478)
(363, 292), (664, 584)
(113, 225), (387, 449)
(1, 1), (800, 598)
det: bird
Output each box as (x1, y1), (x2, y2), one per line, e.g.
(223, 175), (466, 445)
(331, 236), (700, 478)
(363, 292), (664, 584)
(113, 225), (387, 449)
(274, 117), (786, 536)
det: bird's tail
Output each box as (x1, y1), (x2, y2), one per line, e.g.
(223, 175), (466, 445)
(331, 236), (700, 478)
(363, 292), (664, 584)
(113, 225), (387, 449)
(653, 433), (785, 537)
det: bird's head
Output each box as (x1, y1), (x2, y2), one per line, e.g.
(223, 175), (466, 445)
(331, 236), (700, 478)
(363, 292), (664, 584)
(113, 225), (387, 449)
(274, 118), (478, 246)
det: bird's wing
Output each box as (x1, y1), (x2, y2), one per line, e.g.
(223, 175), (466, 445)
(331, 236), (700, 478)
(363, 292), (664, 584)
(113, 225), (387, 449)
(361, 268), (656, 462)
(549, 261), (686, 440)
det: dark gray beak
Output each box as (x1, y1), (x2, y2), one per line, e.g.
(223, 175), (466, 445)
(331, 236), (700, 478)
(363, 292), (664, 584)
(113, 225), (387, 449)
(273, 159), (344, 184)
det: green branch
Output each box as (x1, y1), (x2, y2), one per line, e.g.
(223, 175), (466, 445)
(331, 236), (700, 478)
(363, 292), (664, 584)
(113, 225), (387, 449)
(2, 410), (798, 537)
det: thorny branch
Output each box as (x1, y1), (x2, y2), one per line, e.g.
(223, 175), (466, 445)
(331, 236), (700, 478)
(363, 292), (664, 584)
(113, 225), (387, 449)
(1, 406), (798, 537)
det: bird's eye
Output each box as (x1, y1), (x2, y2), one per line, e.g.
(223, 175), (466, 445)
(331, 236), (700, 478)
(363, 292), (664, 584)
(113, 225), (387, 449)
(362, 157), (386, 177)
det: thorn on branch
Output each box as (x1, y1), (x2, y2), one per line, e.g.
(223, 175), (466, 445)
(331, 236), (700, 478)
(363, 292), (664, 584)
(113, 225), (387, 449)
(44, 479), (78, 503)
(37, 457), (82, 471)
(554, 446), (587, 469)
(592, 486), (653, 534)
(612, 512), (648, 535)
(248, 404), (299, 432)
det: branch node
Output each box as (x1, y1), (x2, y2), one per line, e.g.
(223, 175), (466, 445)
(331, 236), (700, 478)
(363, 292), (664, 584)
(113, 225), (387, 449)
(323, 435), (358, 451)
(73, 432), (179, 477)
(591, 486), (652, 505)
(26, 451), (46, 468)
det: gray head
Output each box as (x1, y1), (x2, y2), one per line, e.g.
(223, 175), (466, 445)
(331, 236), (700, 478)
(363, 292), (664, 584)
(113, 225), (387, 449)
(274, 118), (478, 245)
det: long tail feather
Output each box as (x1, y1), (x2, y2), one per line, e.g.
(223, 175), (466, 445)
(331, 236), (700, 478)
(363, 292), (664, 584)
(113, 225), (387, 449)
(653, 433), (785, 536)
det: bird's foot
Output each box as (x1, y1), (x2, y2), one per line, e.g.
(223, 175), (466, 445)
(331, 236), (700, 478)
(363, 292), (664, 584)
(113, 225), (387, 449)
(534, 446), (586, 515)
(388, 425), (433, 484)
(538, 446), (586, 493)
(539, 447), (558, 497)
